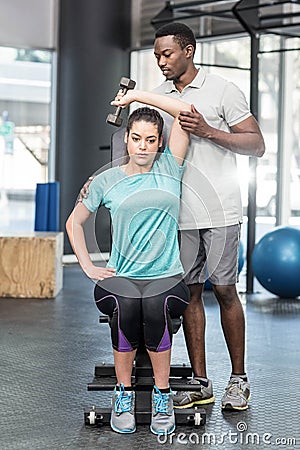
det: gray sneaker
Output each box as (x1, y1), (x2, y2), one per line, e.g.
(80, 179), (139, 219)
(110, 384), (136, 433)
(173, 378), (215, 408)
(150, 385), (175, 435)
(221, 377), (251, 411)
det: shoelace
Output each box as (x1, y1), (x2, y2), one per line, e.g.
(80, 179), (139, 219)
(115, 385), (133, 413)
(154, 390), (170, 414)
(226, 379), (245, 396)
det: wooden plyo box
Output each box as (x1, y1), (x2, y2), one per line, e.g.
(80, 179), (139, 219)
(0, 232), (63, 298)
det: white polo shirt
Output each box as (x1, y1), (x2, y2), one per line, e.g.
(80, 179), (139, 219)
(153, 68), (252, 229)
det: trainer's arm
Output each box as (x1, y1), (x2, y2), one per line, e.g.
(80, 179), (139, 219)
(179, 108), (265, 157)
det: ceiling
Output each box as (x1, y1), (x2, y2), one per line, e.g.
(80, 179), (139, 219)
(134, 0), (300, 47)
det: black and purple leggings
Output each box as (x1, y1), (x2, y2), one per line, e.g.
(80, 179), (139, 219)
(94, 276), (190, 353)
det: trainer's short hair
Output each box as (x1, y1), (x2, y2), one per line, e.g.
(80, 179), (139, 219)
(155, 22), (196, 53)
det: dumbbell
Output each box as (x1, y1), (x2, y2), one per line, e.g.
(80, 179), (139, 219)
(106, 77), (136, 127)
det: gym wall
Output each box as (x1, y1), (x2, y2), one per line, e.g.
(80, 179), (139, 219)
(0, 0), (58, 49)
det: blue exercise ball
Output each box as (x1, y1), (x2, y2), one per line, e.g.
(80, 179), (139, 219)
(252, 226), (300, 298)
(204, 241), (245, 290)
(238, 241), (245, 274)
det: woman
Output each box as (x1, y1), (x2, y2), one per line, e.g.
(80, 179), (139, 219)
(66, 89), (193, 435)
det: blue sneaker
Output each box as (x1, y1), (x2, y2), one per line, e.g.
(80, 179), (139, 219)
(150, 385), (175, 435)
(110, 384), (136, 434)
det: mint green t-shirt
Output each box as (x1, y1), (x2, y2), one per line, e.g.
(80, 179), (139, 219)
(82, 147), (185, 279)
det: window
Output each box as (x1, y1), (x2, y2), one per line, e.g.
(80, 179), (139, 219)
(0, 46), (52, 233)
(258, 36), (300, 224)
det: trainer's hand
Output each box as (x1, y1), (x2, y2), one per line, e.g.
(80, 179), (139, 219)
(77, 176), (94, 203)
(85, 265), (116, 281)
(179, 104), (214, 139)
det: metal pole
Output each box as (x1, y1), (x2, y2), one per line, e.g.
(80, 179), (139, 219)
(233, 0), (260, 294)
(246, 33), (259, 294)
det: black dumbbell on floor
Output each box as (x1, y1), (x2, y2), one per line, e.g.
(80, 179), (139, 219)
(106, 77), (136, 127)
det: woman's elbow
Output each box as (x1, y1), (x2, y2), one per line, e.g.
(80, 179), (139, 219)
(65, 213), (73, 238)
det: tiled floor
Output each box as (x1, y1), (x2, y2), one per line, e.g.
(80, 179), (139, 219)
(0, 264), (299, 450)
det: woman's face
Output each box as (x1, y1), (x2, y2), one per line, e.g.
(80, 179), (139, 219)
(125, 120), (163, 168)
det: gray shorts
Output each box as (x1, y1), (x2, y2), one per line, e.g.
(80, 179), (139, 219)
(179, 224), (241, 286)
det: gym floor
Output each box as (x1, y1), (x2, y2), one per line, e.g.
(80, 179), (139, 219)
(1, 264), (299, 450)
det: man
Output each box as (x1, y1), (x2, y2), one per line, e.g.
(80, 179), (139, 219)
(152, 22), (265, 411)
(79, 22), (265, 411)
